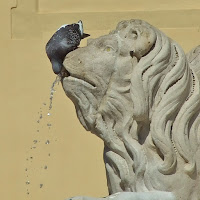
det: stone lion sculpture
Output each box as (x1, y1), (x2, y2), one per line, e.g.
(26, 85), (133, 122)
(60, 19), (200, 200)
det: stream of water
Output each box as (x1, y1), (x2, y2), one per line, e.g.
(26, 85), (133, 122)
(25, 75), (61, 196)
(47, 75), (61, 116)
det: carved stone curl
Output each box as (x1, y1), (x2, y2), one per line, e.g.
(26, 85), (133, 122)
(61, 19), (200, 200)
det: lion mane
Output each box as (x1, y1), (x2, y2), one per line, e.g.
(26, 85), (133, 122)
(62, 19), (200, 199)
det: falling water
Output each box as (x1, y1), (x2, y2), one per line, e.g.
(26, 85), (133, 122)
(25, 75), (61, 196)
(47, 75), (61, 116)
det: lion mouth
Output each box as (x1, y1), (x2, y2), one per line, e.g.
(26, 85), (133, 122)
(60, 67), (70, 78)
(60, 67), (96, 89)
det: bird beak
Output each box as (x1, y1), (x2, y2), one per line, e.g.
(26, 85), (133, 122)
(82, 33), (90, 39)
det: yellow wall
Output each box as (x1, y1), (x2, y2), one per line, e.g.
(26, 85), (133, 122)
(1, 0), (200, 200)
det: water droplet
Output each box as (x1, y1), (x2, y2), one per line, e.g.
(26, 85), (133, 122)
(48, 153), (51, 157)
(40, 114), (43, 119)
(45, 140), (50, 144)
(26, 181), (30, 185)
(25, 168), (28, 171)
(43, 103), (46, 106)
(37, 130), (39, 132)
(30, 157), (33, 159)
(33, 140), (38, 144)
(27, 192), (30, 195)
(47, 123), (51, 127)
(44, 165), (48, 170)
(37, 120), (40, 123)
(40, 184), (43, 188)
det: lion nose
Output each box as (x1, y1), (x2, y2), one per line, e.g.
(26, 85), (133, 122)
(65, 52), (83, 65)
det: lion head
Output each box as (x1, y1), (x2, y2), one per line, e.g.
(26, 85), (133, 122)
(61, 19), (200, 199)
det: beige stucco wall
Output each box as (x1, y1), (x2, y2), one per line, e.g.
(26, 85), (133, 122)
(1, 0), (200, 200)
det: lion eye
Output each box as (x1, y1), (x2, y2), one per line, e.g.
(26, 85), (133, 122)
(105, 46), (114, 52)
(106, 47), (111, 52)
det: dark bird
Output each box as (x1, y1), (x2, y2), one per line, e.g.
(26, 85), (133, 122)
(46, 20), (90, 74)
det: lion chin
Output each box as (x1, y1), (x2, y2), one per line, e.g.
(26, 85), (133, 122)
(60, 19), (200, 200)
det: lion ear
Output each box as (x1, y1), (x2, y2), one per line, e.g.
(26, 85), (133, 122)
(127, 29), (138, 40)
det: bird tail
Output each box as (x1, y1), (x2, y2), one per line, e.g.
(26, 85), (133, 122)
(82, 33), (90, 39)
(77, 20), (90, 39)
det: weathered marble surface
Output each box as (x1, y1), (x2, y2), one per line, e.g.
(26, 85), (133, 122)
(60, 19), (200, 200)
